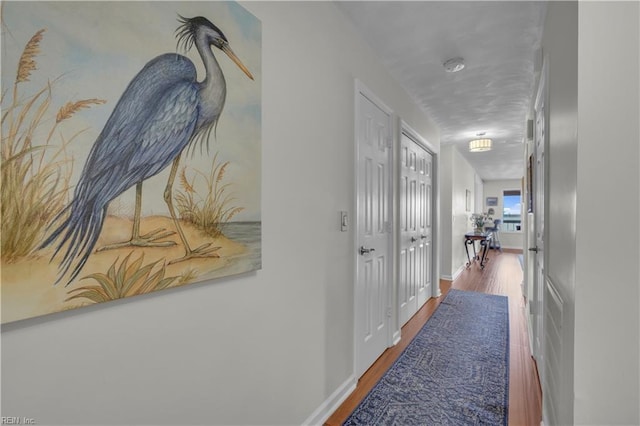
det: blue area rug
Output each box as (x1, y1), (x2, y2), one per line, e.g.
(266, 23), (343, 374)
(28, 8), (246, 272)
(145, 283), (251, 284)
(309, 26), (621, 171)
(344, 289), (509, 425)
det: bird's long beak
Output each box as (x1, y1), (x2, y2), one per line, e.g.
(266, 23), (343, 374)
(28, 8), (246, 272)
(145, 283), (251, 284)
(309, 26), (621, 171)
(221, 44), (254, 81)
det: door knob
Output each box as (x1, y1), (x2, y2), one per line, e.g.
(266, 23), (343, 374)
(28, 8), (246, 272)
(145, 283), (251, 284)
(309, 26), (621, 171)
(410, 237), (417, 243)
(528, 247), (539, 253)
(420, 235), (427, 240)
(359, 246), (375, 255)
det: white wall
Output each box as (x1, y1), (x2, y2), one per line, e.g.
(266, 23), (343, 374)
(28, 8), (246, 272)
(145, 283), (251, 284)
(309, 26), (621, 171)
(574, 2), (639, 423)
(482, 179), (524, 250)
(439, 146), (454, 279)
(540, 1), (640, 424)
(439, 145), (477, 279)
(452, 148), (479, 275)
(0, 2), (439, 425)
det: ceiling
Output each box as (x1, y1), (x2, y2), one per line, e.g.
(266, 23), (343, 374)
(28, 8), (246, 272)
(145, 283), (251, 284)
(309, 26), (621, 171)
(335, 1), (547, 180)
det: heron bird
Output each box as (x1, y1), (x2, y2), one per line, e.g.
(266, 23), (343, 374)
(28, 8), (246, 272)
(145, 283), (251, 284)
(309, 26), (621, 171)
(40, 16), (254, 286)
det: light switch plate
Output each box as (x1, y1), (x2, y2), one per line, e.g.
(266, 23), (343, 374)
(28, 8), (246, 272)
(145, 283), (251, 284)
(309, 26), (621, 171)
(340, 211), (348, 232)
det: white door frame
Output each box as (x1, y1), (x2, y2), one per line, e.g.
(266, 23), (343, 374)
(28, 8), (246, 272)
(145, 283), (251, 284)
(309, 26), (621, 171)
(353, 80), (394, 377)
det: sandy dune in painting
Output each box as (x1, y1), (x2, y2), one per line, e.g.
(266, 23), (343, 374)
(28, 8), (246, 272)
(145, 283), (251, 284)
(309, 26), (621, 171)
(1, 216), (245, 323)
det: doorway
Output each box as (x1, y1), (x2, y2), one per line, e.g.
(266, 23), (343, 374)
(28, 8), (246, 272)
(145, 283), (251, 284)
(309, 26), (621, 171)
(353, 86), (440, 378)
(398, 131), (434, 326)
(530, 59), (546, 378)
(354, 81), (393, 377)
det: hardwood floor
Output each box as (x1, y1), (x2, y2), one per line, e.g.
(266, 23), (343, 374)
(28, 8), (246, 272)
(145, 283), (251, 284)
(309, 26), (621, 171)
(325, 249), (542, 426)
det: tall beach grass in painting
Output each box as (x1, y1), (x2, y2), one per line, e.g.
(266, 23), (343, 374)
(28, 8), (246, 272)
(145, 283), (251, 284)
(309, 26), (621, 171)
(1, 2), (262, 323)
(176, 153), (245, 239)
(1, 29), (106, 262)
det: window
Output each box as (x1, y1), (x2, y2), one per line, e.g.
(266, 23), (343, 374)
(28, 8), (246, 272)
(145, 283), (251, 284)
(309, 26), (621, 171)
(502, 190), (521, 232)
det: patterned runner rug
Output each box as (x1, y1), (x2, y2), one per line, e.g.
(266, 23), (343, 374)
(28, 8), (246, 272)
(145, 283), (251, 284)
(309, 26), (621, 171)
(344, 289), (509, 425)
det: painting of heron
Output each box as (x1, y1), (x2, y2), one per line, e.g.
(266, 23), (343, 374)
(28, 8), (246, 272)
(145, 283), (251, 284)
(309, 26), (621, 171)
(1, 2), (262, 323)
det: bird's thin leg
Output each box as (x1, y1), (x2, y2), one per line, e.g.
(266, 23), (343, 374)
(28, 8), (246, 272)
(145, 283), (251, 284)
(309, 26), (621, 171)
(96, 182), (176, 252)
(164, 154), (220, 265)
(129, 182), (178, 244)
(131, 182), (143, 239)
(164, 156), (192, 253)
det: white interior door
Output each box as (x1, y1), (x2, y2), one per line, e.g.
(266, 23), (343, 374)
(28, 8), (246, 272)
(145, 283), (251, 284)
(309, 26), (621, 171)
(399, 133), (433, 326)
(531, 63), (546, 375)
(355, 85), (393, 377)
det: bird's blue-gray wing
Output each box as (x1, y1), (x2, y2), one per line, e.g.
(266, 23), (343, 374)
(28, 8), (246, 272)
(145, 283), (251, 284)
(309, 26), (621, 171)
(73, 81), (199, 205)
(79, 53), (197, 183)
(41, 54), (201, 285)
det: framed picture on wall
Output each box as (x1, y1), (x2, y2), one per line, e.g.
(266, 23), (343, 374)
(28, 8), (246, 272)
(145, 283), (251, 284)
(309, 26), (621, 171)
(1, 1), (262, 323)
(486, 197), (498, 206)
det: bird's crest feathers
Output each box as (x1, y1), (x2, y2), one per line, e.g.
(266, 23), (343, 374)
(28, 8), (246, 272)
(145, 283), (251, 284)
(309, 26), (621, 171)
(176, 15), (227, 53)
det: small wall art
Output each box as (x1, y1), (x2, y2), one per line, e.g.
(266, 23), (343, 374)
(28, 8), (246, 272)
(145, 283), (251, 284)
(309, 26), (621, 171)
(1, 1), (262, 323)
(486, 197), (498, 207)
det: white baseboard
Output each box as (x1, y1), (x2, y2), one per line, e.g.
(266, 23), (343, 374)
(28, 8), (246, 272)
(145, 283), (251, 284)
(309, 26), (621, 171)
(441, 264), (466, 282)
(440, 265), (466, 281)
(452, 264), (465, 280)
(302, 375), (357, 425)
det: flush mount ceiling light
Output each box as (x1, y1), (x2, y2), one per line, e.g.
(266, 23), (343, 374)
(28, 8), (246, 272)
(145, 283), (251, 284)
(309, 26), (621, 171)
(469, 138), (493, 152)
(443, 57), (465, 73)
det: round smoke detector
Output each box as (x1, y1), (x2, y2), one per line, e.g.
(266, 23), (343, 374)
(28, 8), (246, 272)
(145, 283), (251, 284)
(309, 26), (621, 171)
(443, 57), (465, 73)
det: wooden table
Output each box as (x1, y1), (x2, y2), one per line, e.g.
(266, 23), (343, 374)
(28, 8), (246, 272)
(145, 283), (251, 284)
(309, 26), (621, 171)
(464, 231), (493, 269)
